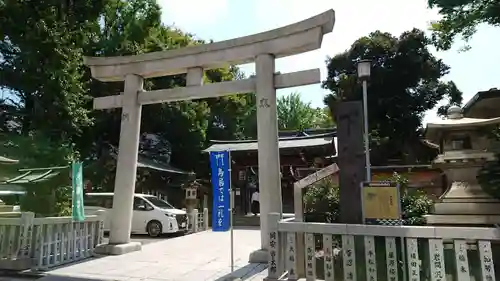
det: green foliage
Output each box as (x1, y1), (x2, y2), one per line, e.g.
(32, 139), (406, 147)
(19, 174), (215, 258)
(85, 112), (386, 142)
(477, 161), (500, 199)
(477, 126), (500, 199)
(0, 133), (77, 170)
(79, 0), (212, 179)
(21, 183), (72, 217)
(303, 173), (433, 225)
(0, 132), (77, 216)
(0, 0), (262, 211)
(400, 190), (434, 225)
(428, 0), (500, 51)
(0, 195), (17, 205)
(303, 177), (339, 223)
(277, 92), (334, 131)
(0, 0), (104, 140)
(389, 172), (434, 225)
(323, 29), (462, 164)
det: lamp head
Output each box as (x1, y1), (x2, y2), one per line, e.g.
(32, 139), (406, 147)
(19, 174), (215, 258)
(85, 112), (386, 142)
(357, 59), (371, 80)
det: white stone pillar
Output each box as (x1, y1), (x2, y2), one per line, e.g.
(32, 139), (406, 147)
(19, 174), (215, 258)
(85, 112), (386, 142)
(255, 54), (282, 250)
(185, 67), (204, 234)
(109, 74), (143, 245)
(203, 208), (209, 230)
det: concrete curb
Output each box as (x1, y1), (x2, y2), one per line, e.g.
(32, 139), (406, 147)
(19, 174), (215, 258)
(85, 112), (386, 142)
(0, 270), (45, 280)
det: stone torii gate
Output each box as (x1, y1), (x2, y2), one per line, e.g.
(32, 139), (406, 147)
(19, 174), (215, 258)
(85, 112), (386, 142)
(83, 10), (335, 259)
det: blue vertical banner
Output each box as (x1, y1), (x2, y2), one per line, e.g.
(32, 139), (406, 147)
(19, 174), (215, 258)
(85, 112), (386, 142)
(71, 161), (86, 222)
(210, 151), (231, 232)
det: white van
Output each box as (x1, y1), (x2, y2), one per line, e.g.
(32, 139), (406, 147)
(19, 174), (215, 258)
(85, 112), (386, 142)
(84, 193), (188, 237)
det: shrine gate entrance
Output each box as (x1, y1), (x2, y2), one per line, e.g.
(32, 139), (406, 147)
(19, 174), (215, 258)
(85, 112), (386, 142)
(83, 10), (335, 261)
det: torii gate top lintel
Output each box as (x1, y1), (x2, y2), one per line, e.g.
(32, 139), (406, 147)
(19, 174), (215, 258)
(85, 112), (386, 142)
(83, 9), (335, 83)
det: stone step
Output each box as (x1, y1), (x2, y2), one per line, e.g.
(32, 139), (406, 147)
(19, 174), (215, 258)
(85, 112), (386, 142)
(233, 213), (296, 227)
(433, 202), (500, 215)
(426, 214), (500, 225)
(234, 215), (261, 227)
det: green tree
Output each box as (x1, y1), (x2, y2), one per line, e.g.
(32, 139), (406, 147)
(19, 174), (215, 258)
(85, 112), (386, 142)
(323, 29), (463, 164)
(0, 0), (101, 214)
(0, 0), (107, 141)
(0, 132), (78, 216)
(205, 68), (258, 141)
(313, 107), (335, 129)
(277, 92), (333, 131)
(0, 0), (256, 194)
(428, 0), (500, 50)
(78, 0), (257, 189)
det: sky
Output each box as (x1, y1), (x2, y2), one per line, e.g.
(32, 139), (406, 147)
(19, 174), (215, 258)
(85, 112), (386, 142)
(158, 0), (500, 125)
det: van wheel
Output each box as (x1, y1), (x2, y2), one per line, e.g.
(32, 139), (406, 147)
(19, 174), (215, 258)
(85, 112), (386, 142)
(146, 221), (162, 237)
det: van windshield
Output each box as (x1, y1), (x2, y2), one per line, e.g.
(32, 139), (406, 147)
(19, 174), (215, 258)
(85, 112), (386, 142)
(144, 196), (174, 209)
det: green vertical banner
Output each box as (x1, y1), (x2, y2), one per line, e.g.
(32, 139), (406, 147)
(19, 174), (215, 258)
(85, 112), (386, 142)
(72, 161), (85, 222)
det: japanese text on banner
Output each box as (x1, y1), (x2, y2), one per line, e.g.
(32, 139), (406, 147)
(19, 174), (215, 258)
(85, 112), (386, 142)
(210, 151), (230, 232)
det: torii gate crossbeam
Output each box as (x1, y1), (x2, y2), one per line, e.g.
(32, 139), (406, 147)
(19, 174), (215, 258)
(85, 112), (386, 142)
(83, 10), (335, 262)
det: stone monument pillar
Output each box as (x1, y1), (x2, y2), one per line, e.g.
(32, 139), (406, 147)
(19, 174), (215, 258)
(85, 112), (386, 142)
(425, 106), (500, 226)
(336, 101), (364, 224)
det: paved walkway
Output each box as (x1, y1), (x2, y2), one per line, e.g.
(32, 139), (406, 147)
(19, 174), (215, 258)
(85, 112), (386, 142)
(34, 229), (269, 281)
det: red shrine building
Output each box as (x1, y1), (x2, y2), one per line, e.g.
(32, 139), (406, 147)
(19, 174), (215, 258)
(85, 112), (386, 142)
(204, 128), (336, 214)
(204, 127), (445, 215)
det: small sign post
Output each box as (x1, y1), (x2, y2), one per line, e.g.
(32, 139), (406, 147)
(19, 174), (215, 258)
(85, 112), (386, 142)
(361, 181), (401, 225)
(361, 181), (406, 281)
(71, 161), (86, 222)
(209, 151), (234, 273)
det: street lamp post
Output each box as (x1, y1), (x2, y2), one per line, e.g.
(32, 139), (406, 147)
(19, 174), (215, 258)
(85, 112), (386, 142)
(357, 59), (371, 182)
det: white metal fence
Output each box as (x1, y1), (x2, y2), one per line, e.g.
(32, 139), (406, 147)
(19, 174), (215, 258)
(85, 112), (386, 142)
(184, 208), (209, 233)
(265, 213), (500, 281)
(0, 211), (105, 271)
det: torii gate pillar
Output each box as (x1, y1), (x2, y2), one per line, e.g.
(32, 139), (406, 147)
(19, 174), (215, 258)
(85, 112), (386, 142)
(253, 54), (282, 260)
(84, 10), (335, 258)
(108, 74), (143, 245)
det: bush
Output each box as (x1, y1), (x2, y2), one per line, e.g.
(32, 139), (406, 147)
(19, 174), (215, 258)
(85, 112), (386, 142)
(20, 182), (72, 217)
(303, 172), (433, 225)
(400, 189), (433, 225)
(303, 177), (339, 223)
(389, 172), (434, 225)
(477, 161), (500, 200)
(0, 195), (18, 205)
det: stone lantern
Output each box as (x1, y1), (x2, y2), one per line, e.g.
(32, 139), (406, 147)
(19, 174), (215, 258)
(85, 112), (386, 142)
(185, 187), (197, 200)
(425, 106), (500, 226)
(183, 179), (201, 214)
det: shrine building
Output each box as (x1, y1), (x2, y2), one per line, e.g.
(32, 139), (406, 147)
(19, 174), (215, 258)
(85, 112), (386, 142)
(204, 127), (445, 218)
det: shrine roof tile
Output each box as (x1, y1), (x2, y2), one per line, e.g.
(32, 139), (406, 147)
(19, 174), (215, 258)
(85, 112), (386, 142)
(136, 156), (191, 174)
(1, 169), (60, 185)
(203, 135), (337, 153)
(463, 88), (500, 118)
(0, 156), (18, 164)
(108, 145), (190, 174)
